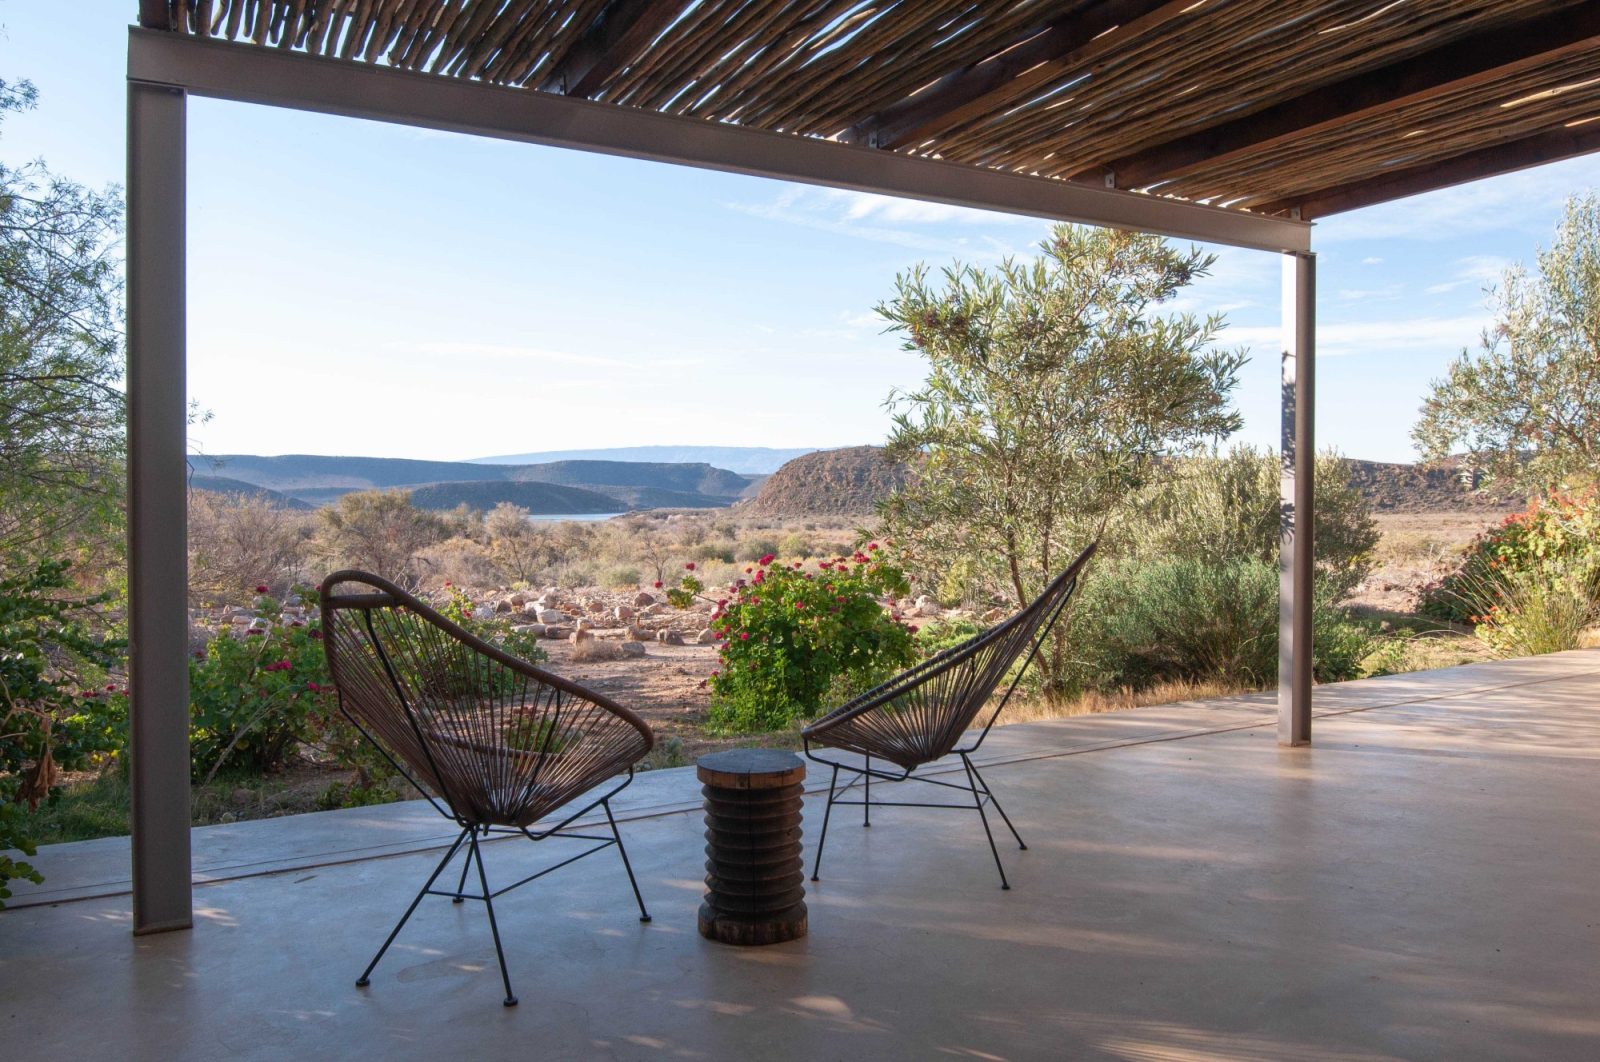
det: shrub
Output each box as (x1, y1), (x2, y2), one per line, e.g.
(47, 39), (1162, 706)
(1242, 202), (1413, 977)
(670, 548), (917, 733)
(736, 537), (781, 563)
(1, 560), (125, 905)
(1070, 557), (1374, 691)
(1452, 558), (1599, 657)
(602, 565), (642, 590)
(1423, 489), (1600, 624)
(414, 535), (503, 587)
(187, 491), (311, 605)
(914, 616), (984, 655)
(185, 587), (335, 784)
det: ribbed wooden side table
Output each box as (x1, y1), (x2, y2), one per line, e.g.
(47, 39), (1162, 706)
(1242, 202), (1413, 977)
(696, 749), (808, 946)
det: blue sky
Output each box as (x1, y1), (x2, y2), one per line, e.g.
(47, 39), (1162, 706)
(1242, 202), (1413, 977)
(5, 1), (1599, 463)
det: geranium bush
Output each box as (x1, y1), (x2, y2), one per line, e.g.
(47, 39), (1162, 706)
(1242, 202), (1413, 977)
(671, 548), (918, 733)
(1424, 489), (1600, 653)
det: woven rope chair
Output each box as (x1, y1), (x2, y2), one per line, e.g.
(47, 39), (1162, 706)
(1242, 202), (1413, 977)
(802, 541), (1097, 890)
(319, 570), (655, 1007)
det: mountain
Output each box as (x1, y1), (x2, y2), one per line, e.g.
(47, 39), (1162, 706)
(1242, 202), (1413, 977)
(407, 480), (626, 514)
(188, 475), (313, 510)
(743, 446), (909, 517)
(1341, 458), (1521, 512)
(469, 445), (828, 475)
(194, 453), (758, 511)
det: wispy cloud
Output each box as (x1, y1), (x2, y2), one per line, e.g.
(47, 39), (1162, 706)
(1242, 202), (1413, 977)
(1337, 284), (1405, 302)
(1423, 254), (1510, 296)
(725, 187), (1040, 259)
(1220, 314), (1489, 358)
(385, 340), (705, 369)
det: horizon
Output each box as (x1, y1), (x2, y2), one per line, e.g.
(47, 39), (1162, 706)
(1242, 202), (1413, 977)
(6, 2), (1600, 464)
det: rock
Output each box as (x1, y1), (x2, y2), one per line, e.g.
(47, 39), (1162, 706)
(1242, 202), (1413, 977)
(644, 602), (671, 617)
(494, 599), (513, 614)
(916, 601), (942, 618)
(633, 591), (656, 607)
(542, 626), (571, 640)
(231, 788), (253, 806)
(509, 591), (532, 607)
(230, 613), (254, 626)
(575, 618), (592, 633)
(521, 601), (543, 616)
(569, 628), (593, 644)
(618, 641), (646, 657)
(513, 623), (545, 637)
(537, 608), (567, 625)
(696, 628), (719, 645)
(613, 604), (635, 623)
(219, 812), (237, 824)
(656, 630), (685, 645)
(627, 625), (652, 641)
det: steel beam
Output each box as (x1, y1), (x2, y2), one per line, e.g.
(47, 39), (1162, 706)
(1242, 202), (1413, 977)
(125, 28), (1309, 254)
(1279, 252), (1315, 747)
(127, 78), (193, 934)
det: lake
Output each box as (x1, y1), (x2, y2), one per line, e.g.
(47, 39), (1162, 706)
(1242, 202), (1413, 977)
(525, 512), (627, 523)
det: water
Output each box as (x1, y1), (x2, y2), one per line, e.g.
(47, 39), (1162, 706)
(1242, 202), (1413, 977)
(525, 512), (627, 523)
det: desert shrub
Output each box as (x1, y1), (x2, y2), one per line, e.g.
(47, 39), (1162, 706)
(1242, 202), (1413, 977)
(737, 537), (781, 563)
(1126, 447), (1379, 599)
(1423, 489), (1600, 624)
(308, 489), (446, 583)
(188, 491), (311, 604)
(601, 565), (642, 589)
(671, 549), (917, 733)
(550, 559), (600, 589)
(0, 560), (125, 905)
(692, 540), (737, 564)
(914, 616), (984, 655)
(485, 504), (561, 585)
(415, 535), (503, 588)
(776, 532), (814, 558)
(1452, 557), (1599, 657)
(1070, 557), (1374, 691)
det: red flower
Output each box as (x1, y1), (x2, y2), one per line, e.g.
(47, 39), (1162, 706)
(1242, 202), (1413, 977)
(309, 629), (322, 640)
(907, 625), (919, 634)
(867, 542), (879, 551)
(654, 580), (663, 588)
(263, 659), (292, 672)
(758, 554), (775, 566)
(740, 632), (750, 640)
(686, 562), (696, 571)
(255, 584), (269, 594)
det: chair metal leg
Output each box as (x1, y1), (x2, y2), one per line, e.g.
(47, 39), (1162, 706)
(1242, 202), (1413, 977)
(357, 827), (469, 988)
(863, 755), (871, 827)
(469, 829), (518, 1007)
(451, 833), (476, 902)
(603, 799), (651, 923)
(967, 757), (1027, 850)
(810, 764), (839, 882)
(961, 754), (1011, 890)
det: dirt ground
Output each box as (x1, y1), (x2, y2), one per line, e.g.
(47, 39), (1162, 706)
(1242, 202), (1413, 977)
(1341, 510), (1511, 614)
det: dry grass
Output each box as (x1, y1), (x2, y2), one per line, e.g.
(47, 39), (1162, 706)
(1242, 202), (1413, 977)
(996, 678), (1262, 727)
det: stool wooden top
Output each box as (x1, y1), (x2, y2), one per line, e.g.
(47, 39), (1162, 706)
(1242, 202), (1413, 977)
(696, 748), (805, 789)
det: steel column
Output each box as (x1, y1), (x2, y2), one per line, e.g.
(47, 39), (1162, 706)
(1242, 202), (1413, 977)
(1279, 251), (1315, 746)
(127, 79), (192, 933)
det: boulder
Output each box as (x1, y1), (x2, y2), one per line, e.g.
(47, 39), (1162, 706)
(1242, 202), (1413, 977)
(633, 591), (656, 607)
(696, 628), (719, 645)
(627, 625), (652, 641)
(513, 623), (545, 637)
(537, 608), (567, 625)
(656, 629), (685, 645)
(494, 599), (513, 614)
(509, 590), (532, 607)
(644, 602), (671, 617)
(618, 641), (646, 657)
(612, 604), (635, 623)
(542, 626), (571, 640)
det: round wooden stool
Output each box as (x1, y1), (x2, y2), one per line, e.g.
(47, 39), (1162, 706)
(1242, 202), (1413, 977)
(696, 748), (807, 946)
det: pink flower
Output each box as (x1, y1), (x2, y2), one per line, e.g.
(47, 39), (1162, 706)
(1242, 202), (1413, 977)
(868, 542), (879, 551)
(263, 659), (292, 672)
(758, 554), (775, 566)
(907, 624), (919, 634)
(740, 632), (750, 641)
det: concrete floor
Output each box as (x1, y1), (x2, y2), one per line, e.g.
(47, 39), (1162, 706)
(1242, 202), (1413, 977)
(4, 650), (1598, 1060)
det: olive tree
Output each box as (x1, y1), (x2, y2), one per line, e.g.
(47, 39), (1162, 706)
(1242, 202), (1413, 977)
(879, 225), (1246, 692)
(1414, 193), (1600, 494)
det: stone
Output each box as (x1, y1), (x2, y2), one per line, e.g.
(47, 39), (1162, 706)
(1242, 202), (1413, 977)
(627, 625), (652, 641)
(618, 641), (646, 657)
(570, 629), (593, 644)
(513, 624), (545, 637)
(509, 591), (532, 607)
(537, 608), (567, 625)
(231, 788), (253, 807)
(644, 603), (671, 617)
(613, 604), (635, 623)
(542, 626), (571, 640)
(696, 629), (719, 645)
(656, 630), (685, 645)
(575, 618), (592, 633)
(633, 591), (656, 607)
(494, 599), (513, 614)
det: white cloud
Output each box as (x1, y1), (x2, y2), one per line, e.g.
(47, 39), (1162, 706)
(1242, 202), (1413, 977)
(384, 340), (704, 369)
(725, 187), (1042, 258)
(1423, 254), (1510, 296)
(1220, 314), (1489, 359)
(1361, 256), (1384, 265)
(1337, 284), (1405, 302)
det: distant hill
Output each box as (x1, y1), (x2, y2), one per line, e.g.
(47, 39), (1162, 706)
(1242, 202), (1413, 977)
(199, 454), (755, 509)
(407, 481), (626, 514)
(744, 446), (909, 517)
(188, 474), (312, 510)
(1343, 458), (1521, 513)
(470, 445), (828, 475)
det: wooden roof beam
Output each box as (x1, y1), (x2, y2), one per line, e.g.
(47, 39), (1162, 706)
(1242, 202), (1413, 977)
(1103, 5), (1600, 190)
(842, 0), (1186, 151)
(1253, 122), (1600, 220)
(139, 0), (173, 30)
(540, 0), (694, 98)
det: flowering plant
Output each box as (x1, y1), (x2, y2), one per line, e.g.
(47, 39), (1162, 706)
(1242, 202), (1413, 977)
(670, 547), (917, 733)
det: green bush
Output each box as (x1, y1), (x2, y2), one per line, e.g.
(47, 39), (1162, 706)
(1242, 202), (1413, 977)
(1070, 557), (1374, 691)
(0, 560), (125, 906)
(671, 548), (917, 733)
(602, 565), (642, 589)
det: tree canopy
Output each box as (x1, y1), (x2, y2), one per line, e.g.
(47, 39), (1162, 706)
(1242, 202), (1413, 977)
(1413, 193), (1600, 495)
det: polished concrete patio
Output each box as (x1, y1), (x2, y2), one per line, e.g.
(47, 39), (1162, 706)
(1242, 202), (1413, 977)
(4, 650), (1598, 1060)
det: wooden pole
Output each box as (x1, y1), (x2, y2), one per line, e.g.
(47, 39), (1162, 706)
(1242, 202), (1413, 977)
(1279, 251), (1315, 747)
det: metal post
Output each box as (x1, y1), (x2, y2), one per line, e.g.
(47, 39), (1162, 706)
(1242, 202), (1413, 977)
(1279, 251), (1315, 746)
(127, 79), (192, 933)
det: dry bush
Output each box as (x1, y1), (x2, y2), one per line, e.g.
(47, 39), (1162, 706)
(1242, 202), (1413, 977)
(568, 636), (627, 662)
(415, 536), (503, 587)
(188, 491), (312, 604)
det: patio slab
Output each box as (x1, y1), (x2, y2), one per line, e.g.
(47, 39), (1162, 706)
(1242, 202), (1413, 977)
(3, 650), (1598, 1059)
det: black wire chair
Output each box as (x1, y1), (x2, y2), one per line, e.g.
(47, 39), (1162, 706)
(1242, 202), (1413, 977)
(802, 541), (1097, 890)
(319, 571), (656, 1007)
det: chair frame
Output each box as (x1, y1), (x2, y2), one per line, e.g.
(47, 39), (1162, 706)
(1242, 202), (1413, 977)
(802, 542), (1097, 890)
(320, 571), (655, 1007)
